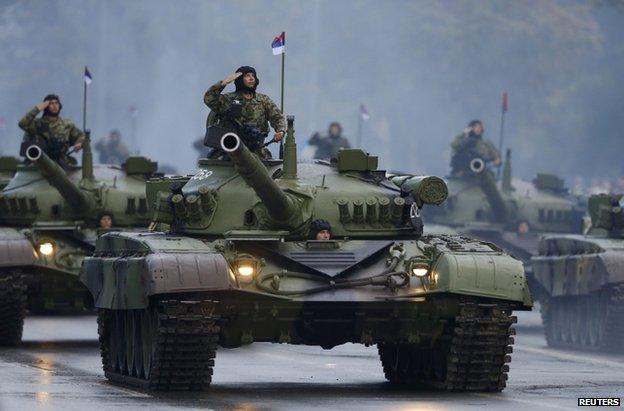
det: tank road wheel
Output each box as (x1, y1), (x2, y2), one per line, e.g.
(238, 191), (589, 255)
(578, 297), (591, 347)
(0, 270), (28, 346)
(540, 297), (557, 346)
(587, 292), (606, 348)
(602, 285), (624, 353)
(97, 300), (220, 390)
(561, 298), (574, 343)
(571, 298), (584, 345)
(550, 298), (564, 345)
(378, 300), (516, 392)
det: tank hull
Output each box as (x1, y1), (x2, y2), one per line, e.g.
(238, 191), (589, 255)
(82, 230), (530, 392)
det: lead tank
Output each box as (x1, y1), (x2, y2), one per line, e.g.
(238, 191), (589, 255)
(425, 150), (585, 300)
(532, 194), (624, 352)
(81, 117), (532, 392)
(0, 134), (157, 345)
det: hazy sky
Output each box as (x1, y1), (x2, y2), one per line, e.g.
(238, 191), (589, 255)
(1, 0), (622, 181)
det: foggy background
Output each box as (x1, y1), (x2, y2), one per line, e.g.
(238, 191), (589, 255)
(0, 0), (623, 182)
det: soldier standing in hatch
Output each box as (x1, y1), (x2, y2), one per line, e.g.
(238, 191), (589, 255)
(450, 120), (501, 177)
(18, 94), (84, 166)
(308, 122), (351, 159)
(94, 129), (131, 165)
(203, 66), (285, 159)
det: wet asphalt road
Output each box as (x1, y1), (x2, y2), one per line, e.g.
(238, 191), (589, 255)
(0, 309), (622, 411)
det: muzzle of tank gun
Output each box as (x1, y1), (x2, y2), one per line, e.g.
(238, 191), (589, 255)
(221, 132), (242, 153)
(469, 158), (485, 174)
(25, 145), (43, 162)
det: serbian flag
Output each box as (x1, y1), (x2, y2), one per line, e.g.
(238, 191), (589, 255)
(272, 31), (285, 55)
(360, 104), (370, 121)
(84, 66), (93, 85)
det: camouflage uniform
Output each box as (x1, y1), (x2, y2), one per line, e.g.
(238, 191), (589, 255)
(203, 82), (285, 159)
(450, 132), (500, 176)
(18, 106), (84, 163)
(308, 132), (351, 159)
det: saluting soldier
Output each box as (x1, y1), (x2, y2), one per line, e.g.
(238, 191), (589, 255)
(94, 129), (131, 165)
(203, 66), (285, 159)
(18, 94), (84, 166)
(450, 120), (501, 176)
(308, 122), (351, 159)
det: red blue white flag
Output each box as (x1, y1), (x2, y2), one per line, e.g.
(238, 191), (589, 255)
(84, 66), (93, 85)
(272, 32), (285, 55)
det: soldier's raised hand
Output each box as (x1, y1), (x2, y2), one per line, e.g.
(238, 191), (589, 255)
(36, 100), (50, 111)
(463, 126), (473, 135)
(221, 72), (242, 86)
(73, 142), (83, 152)
(274, 131), (284, 142)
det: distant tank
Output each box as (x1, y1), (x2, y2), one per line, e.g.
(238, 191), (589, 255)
(81, 116), (531, 392)
(0, 134), (157, 346)
(532, 194), (624, 352)
(425, 149), (585, 300)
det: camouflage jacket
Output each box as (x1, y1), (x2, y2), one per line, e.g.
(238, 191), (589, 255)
(18, 107), (85, 147)
(450, 133), (500, 162)
(203, 82), (285, 134)
(309, 133), (351, 159)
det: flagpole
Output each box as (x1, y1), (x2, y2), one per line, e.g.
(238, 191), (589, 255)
(356, 111), (363, 148)
(279, 35), (285, 159)
(82, 66), (87, 132)
(497, 95), (506, 179)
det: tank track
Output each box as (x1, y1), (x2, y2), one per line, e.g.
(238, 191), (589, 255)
(0, 270), (27, 346)
(542, 283), (624, 352)
(98, 300), (220, 391)
(378, 300), (516, 392)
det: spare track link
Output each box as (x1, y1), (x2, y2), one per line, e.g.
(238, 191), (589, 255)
(379, 299), (516, 392)
(0, 270), (27, 346)
(99, 299), (220, 391)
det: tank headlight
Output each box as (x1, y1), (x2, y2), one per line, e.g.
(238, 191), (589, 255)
(237, 264), (255, 277)
(39, 242), (55, 256)
(411, 267), (429, 277)
(408, 259), (431, 277)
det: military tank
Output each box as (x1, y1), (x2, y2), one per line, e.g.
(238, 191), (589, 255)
(81, 116), (531, 392)
(425, 150), (585, 300)
(532, 194), (624, 352)
(0, 134), (157, 346)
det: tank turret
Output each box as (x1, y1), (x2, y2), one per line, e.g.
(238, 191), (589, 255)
(151, 117), (448, 238)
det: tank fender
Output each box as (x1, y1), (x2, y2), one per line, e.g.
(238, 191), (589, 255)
(434, 252), (532, 307)
(83, 251), (232, 309)
(532, 250), (624, 297)
(0, 227), (36, 268)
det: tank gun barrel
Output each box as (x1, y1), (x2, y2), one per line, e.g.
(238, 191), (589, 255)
(25, 145), (93, 212)
(220, 133), (297, 225)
